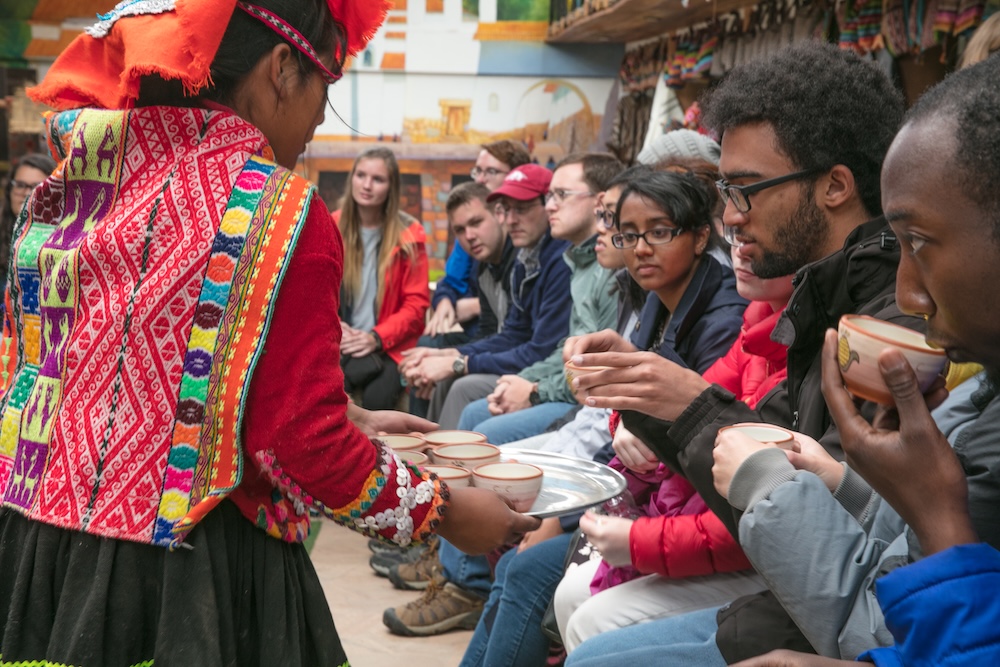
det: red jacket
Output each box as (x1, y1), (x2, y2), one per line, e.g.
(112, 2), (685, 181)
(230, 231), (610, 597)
(332, 212), (429, 364)
(616, 301), (789, 582)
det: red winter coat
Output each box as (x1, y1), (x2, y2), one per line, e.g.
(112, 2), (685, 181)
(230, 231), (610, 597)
(605, 301), (788, 586)
(332, 211), (429, 364)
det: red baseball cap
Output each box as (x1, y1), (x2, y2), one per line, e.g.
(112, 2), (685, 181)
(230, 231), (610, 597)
(486, 164), (553, 203)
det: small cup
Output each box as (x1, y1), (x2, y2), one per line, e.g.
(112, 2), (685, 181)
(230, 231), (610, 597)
(397, 450), (428, 466)
(379, 433), (428, 452)
(472, 462), (544, 513)
(837, 315), (947, 405)
(565, 361), (614, 402)
(431, 442), (501, 468)
(422, 430), (489, 447)
(718, 422), (796, 448)
(424, 464), (473, 487)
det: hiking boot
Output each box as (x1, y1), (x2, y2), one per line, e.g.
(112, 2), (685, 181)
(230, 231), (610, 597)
(382, 581), (485, 636)
(387, 537), (443, 590)
(369, 541), (428, 577)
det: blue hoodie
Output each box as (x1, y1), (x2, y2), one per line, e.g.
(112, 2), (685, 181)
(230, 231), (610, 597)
(458, 231), (571, 375)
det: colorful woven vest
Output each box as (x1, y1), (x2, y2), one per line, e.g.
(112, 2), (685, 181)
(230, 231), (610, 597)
(0, 107), (313, 548)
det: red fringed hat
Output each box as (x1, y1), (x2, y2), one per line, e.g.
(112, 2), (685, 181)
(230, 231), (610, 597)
(29, 0), (391, 111)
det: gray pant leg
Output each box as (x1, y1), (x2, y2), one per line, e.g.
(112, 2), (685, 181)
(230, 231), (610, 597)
(432, 373), (499, 429)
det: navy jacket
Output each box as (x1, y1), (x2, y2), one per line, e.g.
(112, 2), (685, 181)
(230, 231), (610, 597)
(458, 231), (572, 375)
(630, 254), (748, 374)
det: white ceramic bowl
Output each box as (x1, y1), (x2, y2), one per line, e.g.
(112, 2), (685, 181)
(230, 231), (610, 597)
(397, 450), (428, 466)
(472, 462), (544, 513)
(424, 464), (473, 487)
(379, 434), (428, 452)
(838, 315), (947, 405)
(431, 442), (501, 469)
(422, 430), (489, 447)
(717, 423), (795, 447)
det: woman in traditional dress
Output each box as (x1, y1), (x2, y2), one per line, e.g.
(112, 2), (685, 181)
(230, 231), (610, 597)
(0, 1), (538, 665)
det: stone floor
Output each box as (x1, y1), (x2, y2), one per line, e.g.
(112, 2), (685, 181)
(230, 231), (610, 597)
(312, 524), (471, 667)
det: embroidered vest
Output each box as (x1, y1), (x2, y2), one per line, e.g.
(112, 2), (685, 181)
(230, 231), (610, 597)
(0, 107), (312, 548)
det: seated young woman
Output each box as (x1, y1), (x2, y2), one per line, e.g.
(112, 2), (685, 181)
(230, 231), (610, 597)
(335, 147), (429, 410)
(459, 167), (748, 667)
(554, 245), (794, 652)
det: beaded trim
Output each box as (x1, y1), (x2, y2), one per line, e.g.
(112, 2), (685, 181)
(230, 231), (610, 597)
(237, 2), (343, 84)
(253, 443), (444, 547)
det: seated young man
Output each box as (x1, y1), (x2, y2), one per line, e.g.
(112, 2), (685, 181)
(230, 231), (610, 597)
(724, 48), (1000, 667)
(401, 165), (573, 429)
(454, 153), (624, 444)
(405, 182), (516, 418)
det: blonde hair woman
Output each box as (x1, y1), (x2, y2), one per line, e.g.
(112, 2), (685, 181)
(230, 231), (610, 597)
(335, 147), (430, 409)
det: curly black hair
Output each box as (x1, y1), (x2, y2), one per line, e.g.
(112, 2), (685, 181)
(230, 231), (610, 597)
(702, 42), (904, 218)
(905, 53), (1000, 240)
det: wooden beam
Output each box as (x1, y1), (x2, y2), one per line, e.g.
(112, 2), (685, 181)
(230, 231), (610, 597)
(547, 0), (756, 44)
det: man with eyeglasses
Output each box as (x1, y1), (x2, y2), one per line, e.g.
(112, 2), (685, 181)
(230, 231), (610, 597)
(421, 141), (532, 358)
(562, 43), (918, 665)
(402, 164), (572, 432)
(455, 153), (623, 445)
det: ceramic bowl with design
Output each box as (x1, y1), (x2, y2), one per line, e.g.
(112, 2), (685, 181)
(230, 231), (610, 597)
(472, 462), (544, 513)
(837, 314), (947, 405)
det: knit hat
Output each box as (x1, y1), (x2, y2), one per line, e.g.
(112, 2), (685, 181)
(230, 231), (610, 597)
(636, 129), (721, 166)
(486, 164), (553, 203)
(29, 0), (390, 111)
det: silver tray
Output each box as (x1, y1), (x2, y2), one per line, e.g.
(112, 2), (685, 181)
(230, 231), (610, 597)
(499, 448), (626, 519)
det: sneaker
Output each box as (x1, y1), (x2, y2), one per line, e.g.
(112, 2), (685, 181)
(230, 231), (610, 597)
(368, 538), (409, 557)
(382, 581), (485, 636)
(387, 537), (443, 590)
(369, 542), (427, 577)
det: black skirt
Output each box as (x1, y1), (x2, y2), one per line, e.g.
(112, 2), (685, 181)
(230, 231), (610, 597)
(0, 501), (349, 667)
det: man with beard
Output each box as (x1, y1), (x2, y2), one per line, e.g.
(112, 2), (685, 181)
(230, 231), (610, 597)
(563, 42), (911, 662)
(722, 51), (1000, 667)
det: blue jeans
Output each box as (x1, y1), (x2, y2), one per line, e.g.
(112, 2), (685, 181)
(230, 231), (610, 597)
(565, 606), (726, 667)
(439, 538), (493, 598)
(458, 398), (576, 445)
(461, 533), (572, 667)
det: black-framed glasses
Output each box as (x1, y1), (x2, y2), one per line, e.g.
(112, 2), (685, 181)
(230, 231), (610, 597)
(471, 166), (509, 180)
(715, 168), (821, 214)
(612, 226), (685, 249)
(494, 199), (541, 221)
(595, 207), (617, 229)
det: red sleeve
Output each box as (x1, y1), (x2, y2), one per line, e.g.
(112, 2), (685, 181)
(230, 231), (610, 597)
(374, 224), (430, 363)
(239, 196), (444, 544)
(701, 328), (745, 397)
(630, 510), (752, 578)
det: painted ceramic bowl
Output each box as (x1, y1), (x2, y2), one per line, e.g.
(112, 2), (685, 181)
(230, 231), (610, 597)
(837, 315), (947, 405)
(430, 442), (501, 469)
(717, 423), (795, 447)
(422, 430), (489, 447)
(424, 464), (473, 487)
(472, 462), (544, 513)
(379, 434), (428, 452)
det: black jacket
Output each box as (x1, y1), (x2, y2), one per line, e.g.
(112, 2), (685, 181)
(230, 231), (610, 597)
(622, 218), (925, 662)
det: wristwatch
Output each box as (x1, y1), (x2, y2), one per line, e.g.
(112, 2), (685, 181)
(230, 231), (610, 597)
(452, 355), (467, 376)
(529, 387), (541, 406)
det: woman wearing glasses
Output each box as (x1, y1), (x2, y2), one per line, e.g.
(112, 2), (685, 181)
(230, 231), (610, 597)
(335, 147), (430, 410)
(611, 169), (747, 373)
(1, 153), (56, 288)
